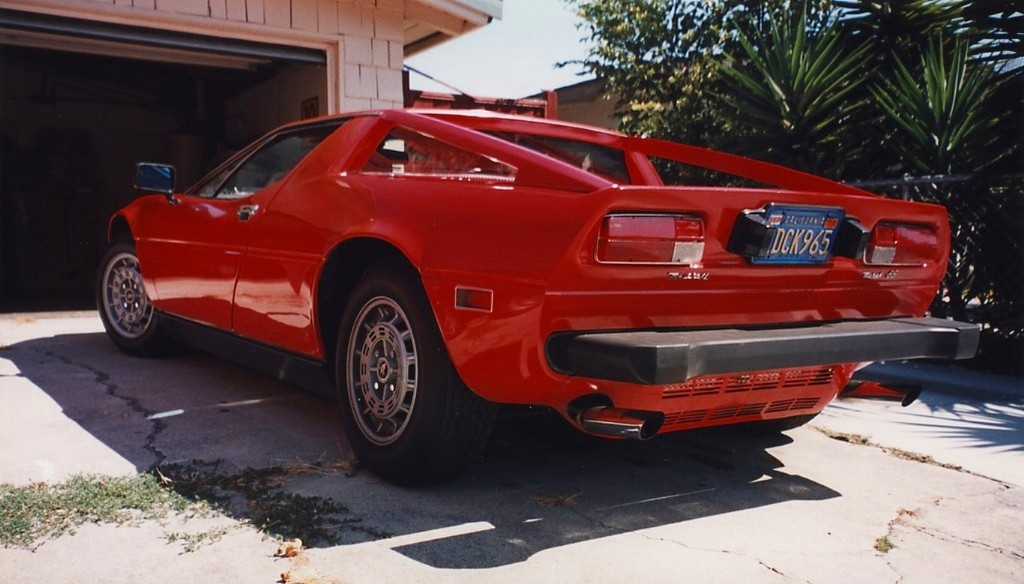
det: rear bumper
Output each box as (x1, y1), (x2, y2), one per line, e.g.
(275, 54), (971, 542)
(551, 317), (980, 385)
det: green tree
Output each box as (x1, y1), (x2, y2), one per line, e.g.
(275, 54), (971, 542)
(569, 0), (800, 145)
(872, 36), (1008, 175)
(715, 9), (869, 176)
(872, 37), (1019, 350)
(836, 0), (966, 58)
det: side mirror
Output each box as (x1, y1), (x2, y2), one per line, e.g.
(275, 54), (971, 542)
(135, 163), (176, 201)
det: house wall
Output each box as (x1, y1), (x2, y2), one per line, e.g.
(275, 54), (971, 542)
(558, 97), (618, 130)
(553, 79), (618, 130)
(225, 63), (329, 144)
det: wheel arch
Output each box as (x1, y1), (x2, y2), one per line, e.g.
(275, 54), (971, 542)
(107, 214), (133, 243)
(315, 237), (418, 377)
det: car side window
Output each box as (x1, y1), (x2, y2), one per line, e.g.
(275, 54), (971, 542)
(362, 127), (516, 183)
(195, 123), (340, 200)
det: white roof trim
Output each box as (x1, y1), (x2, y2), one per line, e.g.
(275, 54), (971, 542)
(416, 0), (502, 25)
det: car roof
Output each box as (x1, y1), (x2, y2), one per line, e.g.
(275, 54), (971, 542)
(280, 108), (627, 146)
(413, 108), (625, 135)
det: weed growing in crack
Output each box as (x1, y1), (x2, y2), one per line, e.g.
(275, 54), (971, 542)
(815, 427), (970, 474)
(874, 535), (895, 553)
(164, 526), (234, 553)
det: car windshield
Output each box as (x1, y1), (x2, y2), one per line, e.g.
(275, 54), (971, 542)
(486, 131), (631, 184)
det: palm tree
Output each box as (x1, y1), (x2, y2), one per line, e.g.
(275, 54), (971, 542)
(872, 37), (1018, 342)
(715, 8), (869, 177)
(871, 36), (1007, 176)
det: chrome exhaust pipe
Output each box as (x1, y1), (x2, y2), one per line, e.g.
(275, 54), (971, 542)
(575, 406), (664, 440)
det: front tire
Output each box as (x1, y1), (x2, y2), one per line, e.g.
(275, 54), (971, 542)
(96, 241), (172, 356)
(336, 259), (495, 485)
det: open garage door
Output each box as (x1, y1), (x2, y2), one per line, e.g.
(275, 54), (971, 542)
(0, 10), (327, 312)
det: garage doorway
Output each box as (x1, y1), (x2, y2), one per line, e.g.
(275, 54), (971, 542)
(1, 14), (326, 312)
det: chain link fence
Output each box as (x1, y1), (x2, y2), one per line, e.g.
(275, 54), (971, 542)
(850, 174), (1024, 377)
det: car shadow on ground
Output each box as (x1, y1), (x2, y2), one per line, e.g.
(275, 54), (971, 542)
(850, 366), (1024, 453)
(7, 331), (840, 569)
(826, 395), (1024, 454)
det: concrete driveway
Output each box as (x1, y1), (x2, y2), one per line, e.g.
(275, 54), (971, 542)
(2, 312), (1022, 583)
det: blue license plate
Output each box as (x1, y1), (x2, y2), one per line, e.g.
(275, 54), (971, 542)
(751, 204), (845, 265)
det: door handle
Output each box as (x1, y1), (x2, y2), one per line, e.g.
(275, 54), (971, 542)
(237, 204), (259, 222)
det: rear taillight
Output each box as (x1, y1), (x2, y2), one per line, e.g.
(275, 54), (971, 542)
(596, 214), (705, 265)
(864, 222), (939, 266)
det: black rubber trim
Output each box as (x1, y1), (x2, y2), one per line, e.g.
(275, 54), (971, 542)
(556, 317), (980, 385)
(159, 313), (335, 398)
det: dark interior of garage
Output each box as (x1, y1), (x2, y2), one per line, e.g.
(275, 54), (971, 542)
(1, 41), (325, 312)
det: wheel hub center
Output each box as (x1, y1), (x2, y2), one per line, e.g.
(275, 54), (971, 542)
(376, 358), (391, 382)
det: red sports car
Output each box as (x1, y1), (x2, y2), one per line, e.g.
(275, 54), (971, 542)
(98, 109), (978, 484)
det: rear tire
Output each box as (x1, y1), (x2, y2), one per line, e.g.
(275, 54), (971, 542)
(96, 241), (172, 356)
(336, 258), (495, 485)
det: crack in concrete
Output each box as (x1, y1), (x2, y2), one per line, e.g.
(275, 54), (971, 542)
(637, 532), (798, 581)
(878, 505), (919, 583)
(559, 504), (626, 538)
(812, 426), (1011, 487)
(884, 496), (1024, 562)
(902, 523), (1024, 560)
(41, 348), (167, 468)
(876, 540), (904, 584)
(758, 559), (786, 577)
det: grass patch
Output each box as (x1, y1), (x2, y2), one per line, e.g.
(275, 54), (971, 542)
(0, 474), (209, 550)
(1, 457), (386, 551)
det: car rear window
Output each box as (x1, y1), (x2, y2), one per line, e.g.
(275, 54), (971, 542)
(362, 127), (517, 183)
(649, 156), (772, 188)
(487, 132), (631, 184)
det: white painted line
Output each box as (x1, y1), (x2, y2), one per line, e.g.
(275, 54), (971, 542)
(146, 409), (185, 420)
(596, 487), (717, 511)
(214, 396), (298, 409)
(362, 521), (496, 549)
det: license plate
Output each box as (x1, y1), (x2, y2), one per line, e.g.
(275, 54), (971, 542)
(751, 204), (845, 265)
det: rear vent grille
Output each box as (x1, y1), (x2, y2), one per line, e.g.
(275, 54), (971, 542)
(765, 399), (796, 413)
(792, 397), (821, 410)
(663, 397), (822, 428)
(663, 367), (835, 400)
(663, 409), (709, 426)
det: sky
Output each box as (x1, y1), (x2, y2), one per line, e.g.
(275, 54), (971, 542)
(404, 0), (595, 99)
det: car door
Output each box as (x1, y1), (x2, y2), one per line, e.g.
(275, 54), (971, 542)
(137, 123), (339, 330)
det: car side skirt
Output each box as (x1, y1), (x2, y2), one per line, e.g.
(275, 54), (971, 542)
(158, 312), (335, 399)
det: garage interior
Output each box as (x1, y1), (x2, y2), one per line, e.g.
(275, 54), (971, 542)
(0, 11), (327, 312)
